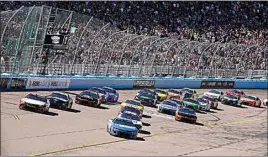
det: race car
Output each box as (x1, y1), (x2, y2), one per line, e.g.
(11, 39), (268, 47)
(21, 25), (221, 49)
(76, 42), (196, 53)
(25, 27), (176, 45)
(240, 95), (261, 107)
(75, 90), (101, 107)
(200, 95), (219, 109)
(19, 93), (50, 113)
(120, 99), (144, 113)
(204, 89), (224, 101)
(138, 88), (158, 100)
(180, 88), (199, 99)
(155, 89), (168, 101)
(169, 98), (184, 108)
(135, 91), (157, 107)
(117, 112), (143, 131)
(175, 107), (197, 124)
(47, 92), (73, 110)
(225, 89), (245, 98)
(157, 100), (178, 115)
(196, 97), (211, 111)
(118, 106), (143, 120)
(102, 86), (119, 102)
(263, 99), (268, 106)
(107, 117), (139, 139)
(89, 87), (108, 103)
(167, 89), (181, 99)
(221, 94), (242, 107)
(183, 98), (200, 111)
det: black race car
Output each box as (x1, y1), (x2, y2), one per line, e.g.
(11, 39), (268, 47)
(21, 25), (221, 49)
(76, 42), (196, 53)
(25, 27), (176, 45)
(47, 92), (73, 110)
(75, 90), (101, 107)
(135, 91), (157, 107)
(221, 94), (242, 107)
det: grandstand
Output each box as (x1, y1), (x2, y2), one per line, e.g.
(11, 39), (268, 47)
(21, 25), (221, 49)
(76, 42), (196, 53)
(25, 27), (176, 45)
(1, 2), (267, 78)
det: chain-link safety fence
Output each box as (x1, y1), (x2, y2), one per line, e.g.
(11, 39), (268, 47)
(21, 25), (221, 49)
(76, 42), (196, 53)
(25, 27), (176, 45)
(1, 6), (267, 79)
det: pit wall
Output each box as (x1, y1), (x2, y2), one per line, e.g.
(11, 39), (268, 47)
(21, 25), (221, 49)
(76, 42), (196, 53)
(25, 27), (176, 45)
(0, 74), (267, 91)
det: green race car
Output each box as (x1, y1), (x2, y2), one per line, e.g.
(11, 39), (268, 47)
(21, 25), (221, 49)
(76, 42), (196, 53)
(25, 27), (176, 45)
(183, 98), (200, 110)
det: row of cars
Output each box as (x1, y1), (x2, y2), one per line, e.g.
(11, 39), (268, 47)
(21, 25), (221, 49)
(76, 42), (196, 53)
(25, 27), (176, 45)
(18, 86), (119, 113)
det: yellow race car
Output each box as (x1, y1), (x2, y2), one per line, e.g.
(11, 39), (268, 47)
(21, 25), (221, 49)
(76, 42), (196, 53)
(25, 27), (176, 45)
(155, 89), (168, 102)
(120, 99), (144, 113)
(180, 88), (199, 99)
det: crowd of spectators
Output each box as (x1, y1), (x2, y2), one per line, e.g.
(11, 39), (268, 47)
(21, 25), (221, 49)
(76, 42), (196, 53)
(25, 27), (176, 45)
(1, 1), (267, 76)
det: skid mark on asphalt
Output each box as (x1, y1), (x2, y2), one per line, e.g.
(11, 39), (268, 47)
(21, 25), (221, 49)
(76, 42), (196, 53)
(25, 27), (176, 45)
(29, 117), (266, 156)
(1, 112), (20, 120)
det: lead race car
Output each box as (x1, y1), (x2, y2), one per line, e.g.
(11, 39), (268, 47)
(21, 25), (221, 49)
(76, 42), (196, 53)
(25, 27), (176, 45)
(117, 112), (143, 131)
(204, 89), (224, 101)
(47, 92), (73, 110)
(19, 93), (50, 113)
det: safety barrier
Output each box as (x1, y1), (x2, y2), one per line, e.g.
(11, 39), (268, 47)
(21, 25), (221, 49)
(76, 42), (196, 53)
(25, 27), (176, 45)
(0, 74), (267, 91)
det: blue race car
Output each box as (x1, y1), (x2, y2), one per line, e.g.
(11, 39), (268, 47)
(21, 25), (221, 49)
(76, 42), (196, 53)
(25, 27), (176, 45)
(107, 117), (139, 139)
(89, 87), (109, 103)
(102, 86), (119, 103)
(157, 100), (178, 115)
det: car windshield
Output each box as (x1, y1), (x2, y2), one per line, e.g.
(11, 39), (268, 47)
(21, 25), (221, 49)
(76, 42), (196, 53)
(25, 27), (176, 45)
(51, 93), (68, 100)
(103, 87), (116, 94)
(184, 99), (199, 104)
(139, 92), (155, 99)
(226, 95), (238, 99)
(179, 108), (196, 115)
(209, 90), (220, 94)
(182, 89), (193, 94)
(244, 95), (256, 100)
(120, 113), (140, 121)
(26, 94), (46, 102)
(113, 118), (135, 126)
(125, 100), (141, 106)
(163, 100), (177, 107)
(156, 90), (167, 95)
(169, 89), (180, 94)
(122, 107), (141, 115)
(80, 91), (98, 99)
(196, 98), (207, 103)
(171, 99), (182, 105)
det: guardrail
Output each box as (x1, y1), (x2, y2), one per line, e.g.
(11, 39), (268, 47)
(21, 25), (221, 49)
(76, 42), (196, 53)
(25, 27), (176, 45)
(1, 74), (267, 91)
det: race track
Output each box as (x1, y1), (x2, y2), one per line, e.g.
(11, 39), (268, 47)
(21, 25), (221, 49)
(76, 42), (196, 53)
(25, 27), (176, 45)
(1, 89), (267, 156)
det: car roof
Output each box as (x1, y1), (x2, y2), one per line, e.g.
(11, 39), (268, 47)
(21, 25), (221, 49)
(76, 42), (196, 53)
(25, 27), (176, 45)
(52, 91), (68, 96)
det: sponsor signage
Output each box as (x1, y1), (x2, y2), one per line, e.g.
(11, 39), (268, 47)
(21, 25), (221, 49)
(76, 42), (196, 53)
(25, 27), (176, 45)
(10, 78), (27, 89)
(133, 80), (155, 88)
(44, 34), (65, 45)
(200, 80), (235, 89)
(26, 78), (70, 89)
(0, 78), (10, 90)
(48, 78), (70, 89)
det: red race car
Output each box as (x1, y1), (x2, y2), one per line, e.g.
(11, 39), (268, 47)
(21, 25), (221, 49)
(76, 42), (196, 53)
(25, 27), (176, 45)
(225, 89), (245, 98)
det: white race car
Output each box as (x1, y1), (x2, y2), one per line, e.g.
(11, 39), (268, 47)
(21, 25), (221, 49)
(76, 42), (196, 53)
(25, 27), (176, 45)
(196, 97), (211, 111)
(19, 93), (50, 113)
(263, 99), (268, 106)
(204, 89), (224, 101)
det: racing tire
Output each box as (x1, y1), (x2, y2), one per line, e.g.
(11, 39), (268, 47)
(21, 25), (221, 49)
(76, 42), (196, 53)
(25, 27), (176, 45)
(19, 103), (25, 109)
(39, 107), (46, 114)
(75, 99), (80, 104)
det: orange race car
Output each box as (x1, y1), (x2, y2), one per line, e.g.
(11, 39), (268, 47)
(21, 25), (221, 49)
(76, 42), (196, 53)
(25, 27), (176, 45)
(240, 95), (261, 107)
(167, 89), (181, 99)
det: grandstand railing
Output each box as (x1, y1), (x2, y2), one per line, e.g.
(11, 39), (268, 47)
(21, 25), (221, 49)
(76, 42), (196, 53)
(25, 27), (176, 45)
(1, 6), (267, 79)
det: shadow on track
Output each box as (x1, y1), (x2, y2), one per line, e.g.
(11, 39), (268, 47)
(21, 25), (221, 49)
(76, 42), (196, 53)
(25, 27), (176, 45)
(76, 102), (110, 110)
(142, 122), (151, 126)
(139, 130), (151, 135)
(196, 110), (207, 114)
(177, 119), (204, 126)
(142, 114), (152, 118)
(206, 110), (217, 114)
(212, 108), (224, 111)
(20, 108), (58, 116)
(50, 107), (81, 113)
(106, 101), (122, 105)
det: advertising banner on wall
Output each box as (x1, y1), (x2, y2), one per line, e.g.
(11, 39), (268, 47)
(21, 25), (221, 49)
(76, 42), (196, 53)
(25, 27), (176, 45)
(200, 80), (235, 89)
(48, 78), (70, 89)
(26, 78), (70, 89)
(0, 78), (10, 90)
(133, 80), (155, 88)
(10, 78), (27, 89)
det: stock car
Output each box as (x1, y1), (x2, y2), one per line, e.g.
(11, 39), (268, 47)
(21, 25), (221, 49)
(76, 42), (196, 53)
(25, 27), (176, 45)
(175, 107), (197, 124)
(155, 89), (168, 101)
(75, 90), (101, 107)
(200, 95), (219, 109)
(169, 98), (184, 108)
(102, 86), (119, 103)
(117, 112), (143, 131)
(107, 117), (139, 139)
(240, 95), (261, 107)
(89, 87), (108, 103)
(135, 91), (157, 107)
(225, 89), (245, 98)
(19, 93), (50, 113)
(120, 99), (144, 113)
(183, 98), (200, 110)
(47, 92), (73, 110)
(118, 106), (143, 120)
(263, 99), (268, 106)
(139, 89), (158, 99)
(180, 88), (199, 99)
(157, 100), (178, 115)
(221, 94), (242, 107)
(204, 89), (224, 101)
(167, 89), (181, 99)
(196, 97), (211, 111)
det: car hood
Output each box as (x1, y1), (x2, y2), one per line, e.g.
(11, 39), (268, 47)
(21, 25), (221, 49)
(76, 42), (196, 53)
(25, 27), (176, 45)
(183, 101), (199, 106)
(50, 97), (68, 102)
(112, 123), (137, 131)
(159, 104), (177, 110)
(157, 93), (167, 97)
(21, 98), (46, 106)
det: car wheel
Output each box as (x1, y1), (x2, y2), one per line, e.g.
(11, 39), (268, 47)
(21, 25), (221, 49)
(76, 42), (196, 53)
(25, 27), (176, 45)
(69, 103), (73, 110)
(19, 103), (25, 109)
(39, 107), (45, 114)
(75, 99), (79, 104)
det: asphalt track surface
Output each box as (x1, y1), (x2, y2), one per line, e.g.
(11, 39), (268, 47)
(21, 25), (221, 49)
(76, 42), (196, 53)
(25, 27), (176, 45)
(1, 89), (267, 156)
